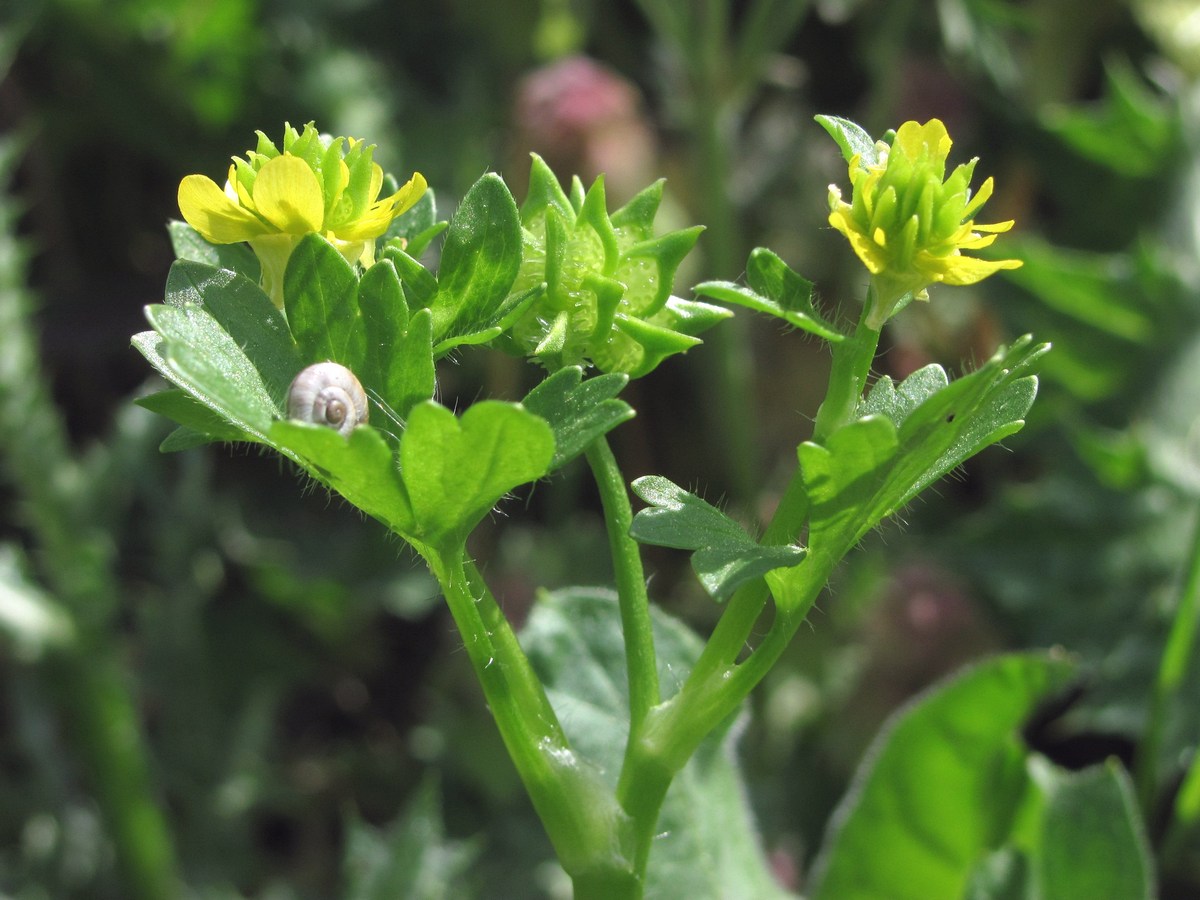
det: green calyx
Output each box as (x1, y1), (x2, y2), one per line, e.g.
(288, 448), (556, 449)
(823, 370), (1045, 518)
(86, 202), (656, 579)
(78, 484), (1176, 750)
(502, 155), (730, 378)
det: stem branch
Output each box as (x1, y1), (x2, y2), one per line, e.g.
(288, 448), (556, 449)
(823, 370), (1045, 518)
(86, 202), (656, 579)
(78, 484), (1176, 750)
(585, 438), (660, 732)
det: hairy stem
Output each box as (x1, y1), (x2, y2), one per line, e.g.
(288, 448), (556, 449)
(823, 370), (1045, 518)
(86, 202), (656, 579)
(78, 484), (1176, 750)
(432, 548), (636, 886)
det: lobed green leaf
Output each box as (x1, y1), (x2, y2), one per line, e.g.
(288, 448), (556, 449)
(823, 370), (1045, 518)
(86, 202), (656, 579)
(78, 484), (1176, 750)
(164, 260), (301, 399)
(1030, 759), (1155, 900)
(631, 476), (805, 601)
(521, 367), (634, 471)
(793, 338), (1046, 574)
(135, 388), (251, 451)
(696, 248), (845, 342)
(399, 400), (555, 546)
(137, 304), (280, 440)
(381, 243), (439, 311)
(271, 420), (417, 539)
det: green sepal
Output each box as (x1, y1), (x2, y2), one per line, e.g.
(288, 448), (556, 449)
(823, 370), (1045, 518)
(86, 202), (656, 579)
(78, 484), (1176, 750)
(522, 367), (634, 471)
(815, 114), (884, 167)
(399, 400), (555, 546)
(521, 153), (574, 224)
(609, 179), (664, 237)
(695, 247), (845, 342)
(283, 233), (365, 369)
(428, 173), (523, 346)
(630, 476), (806, 602)
(167, 220), (260, 282)
(575, 176), (620, 275)
(621, 226), (705, 317)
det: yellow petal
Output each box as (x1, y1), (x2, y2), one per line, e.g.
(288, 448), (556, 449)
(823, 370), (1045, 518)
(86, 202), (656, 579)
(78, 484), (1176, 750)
(178, 174), (270, 244)
(936, 255), (1023, 286)
(334, 172), (428, 242)
(895, 119), (951, 161)
(957, 232), (1001, 250)
(391, 172), (428, 215)
(972, 219), (1015, 234)
(250, 155), (325, 234)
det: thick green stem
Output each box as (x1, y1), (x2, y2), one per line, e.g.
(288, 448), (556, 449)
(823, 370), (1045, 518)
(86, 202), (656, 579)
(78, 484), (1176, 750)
(585, 438), (660, 733)
(431, 548), (637, 887)
(1136, 502), (1200, 816)
(429, 548), (565, 784)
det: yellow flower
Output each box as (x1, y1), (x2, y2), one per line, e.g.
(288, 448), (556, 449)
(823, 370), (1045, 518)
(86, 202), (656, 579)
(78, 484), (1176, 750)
(178, 123), (426, 307)
(827, 119), (1022, 328)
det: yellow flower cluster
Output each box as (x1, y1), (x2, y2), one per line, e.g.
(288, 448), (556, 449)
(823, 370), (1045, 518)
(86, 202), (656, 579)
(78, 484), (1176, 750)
(178, 123), (426, 307)
(827, 119), (1021, 327)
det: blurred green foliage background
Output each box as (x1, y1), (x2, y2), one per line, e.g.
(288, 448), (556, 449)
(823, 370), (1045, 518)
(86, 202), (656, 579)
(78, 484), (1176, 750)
(1, 0), (1199, 896)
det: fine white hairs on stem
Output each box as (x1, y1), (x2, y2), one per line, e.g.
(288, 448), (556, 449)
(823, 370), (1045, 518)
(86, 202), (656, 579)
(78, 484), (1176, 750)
(286, 362), (369, 435)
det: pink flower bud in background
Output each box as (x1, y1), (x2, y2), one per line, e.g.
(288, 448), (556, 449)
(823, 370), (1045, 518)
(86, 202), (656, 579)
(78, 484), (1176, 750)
(511, 56), (657, 204)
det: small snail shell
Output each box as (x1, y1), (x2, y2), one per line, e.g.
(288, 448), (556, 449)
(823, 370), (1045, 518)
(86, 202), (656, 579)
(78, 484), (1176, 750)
(286, 362), (369, 435)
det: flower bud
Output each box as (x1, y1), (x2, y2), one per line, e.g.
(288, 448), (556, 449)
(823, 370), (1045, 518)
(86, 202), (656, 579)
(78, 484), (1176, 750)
(503, 155), (729, 377)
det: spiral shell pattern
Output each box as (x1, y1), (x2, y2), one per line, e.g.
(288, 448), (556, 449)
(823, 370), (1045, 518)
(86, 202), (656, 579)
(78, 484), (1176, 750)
(286, 362), (369, 435)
